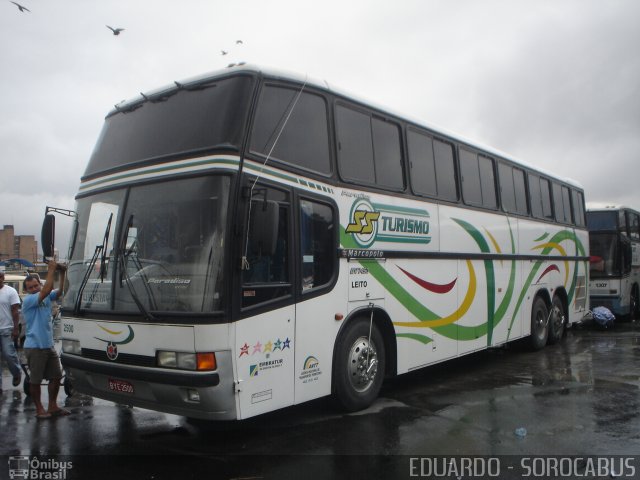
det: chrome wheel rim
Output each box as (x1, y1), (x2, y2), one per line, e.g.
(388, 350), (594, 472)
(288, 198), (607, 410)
(551, 304), (564, 332)
(347, 336), (378, 393)
(534, 307), (547, 339)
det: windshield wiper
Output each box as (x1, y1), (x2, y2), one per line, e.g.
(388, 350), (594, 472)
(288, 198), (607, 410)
(73, 213), (112, 315)
(73, 245), (102, 314)
(118, 215), (157, 321)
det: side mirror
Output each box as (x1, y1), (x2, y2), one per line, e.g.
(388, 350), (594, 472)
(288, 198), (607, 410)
(41, 214), (56, 260)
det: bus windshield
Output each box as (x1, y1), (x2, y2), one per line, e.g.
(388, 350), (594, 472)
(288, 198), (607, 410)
(64, 175), (230, 315)
(589, 232), (620, 277)
(85, 76), (254, 177)
(586, 211), (617, 231)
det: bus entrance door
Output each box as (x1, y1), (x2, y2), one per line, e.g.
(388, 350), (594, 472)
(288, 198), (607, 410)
(233, 305), (296, 419)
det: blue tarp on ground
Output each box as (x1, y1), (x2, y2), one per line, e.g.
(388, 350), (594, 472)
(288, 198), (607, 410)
(592, 306), (616, 328)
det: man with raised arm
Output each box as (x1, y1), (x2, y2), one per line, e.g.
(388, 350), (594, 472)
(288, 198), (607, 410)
(22, 261), (69, 419)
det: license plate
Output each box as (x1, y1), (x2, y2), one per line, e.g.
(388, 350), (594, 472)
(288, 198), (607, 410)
(108, 378), (134, 394)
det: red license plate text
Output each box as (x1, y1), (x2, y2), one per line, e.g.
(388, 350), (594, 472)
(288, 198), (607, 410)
(108, 378), (134, 394)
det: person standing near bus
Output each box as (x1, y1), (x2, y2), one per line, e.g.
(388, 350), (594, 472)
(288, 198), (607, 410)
(0, 268), (22, 394)
(22, 261), (70, 418)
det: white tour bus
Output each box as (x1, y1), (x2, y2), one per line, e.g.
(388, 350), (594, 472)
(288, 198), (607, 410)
(47, 65), (589, 420)
(587, 205), (640, 319)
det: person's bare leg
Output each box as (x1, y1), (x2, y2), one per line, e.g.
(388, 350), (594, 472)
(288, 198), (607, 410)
(30, 383), (50, 418)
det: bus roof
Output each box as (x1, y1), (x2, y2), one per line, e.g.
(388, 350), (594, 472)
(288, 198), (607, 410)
(109, 63), (583, 190)
(587, 204), (638, 212)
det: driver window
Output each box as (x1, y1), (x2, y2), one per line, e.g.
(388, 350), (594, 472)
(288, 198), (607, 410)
(242, 185), (291, 308)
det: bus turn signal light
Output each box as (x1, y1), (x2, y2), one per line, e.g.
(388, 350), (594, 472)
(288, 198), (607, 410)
(197, 352), (216, 371)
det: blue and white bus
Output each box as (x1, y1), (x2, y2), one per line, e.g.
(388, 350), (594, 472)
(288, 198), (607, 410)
(587, 205), (640, 319)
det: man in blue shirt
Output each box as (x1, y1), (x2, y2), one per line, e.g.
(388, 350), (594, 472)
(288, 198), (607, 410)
(22, 261), (68, 419)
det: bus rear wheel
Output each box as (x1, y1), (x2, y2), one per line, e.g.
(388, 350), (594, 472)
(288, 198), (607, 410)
(629, 287), (639, 321)
(547, 296), (566, 345)
(332, 318), (385, 412)
(530, 296), (549, 350)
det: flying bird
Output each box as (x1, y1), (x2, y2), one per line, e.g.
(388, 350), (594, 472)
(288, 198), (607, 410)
(221, 50), (228, 55)
(106, 25), (125, 35)
(10, 1), (30, 12)
(236, 40), (243, 44)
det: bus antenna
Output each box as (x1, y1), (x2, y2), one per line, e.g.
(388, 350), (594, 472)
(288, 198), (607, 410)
(241, 75), (308, 270)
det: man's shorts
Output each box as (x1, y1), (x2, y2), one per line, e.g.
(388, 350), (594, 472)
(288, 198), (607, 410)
(24, 348), (63, 384)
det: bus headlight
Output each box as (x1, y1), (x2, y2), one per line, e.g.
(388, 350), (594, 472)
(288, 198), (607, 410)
(62, 339), (81, 355)
(156, 351), (217, 371)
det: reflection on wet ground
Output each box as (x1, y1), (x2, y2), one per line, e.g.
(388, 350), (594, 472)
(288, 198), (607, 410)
(1, 320), (639, 465)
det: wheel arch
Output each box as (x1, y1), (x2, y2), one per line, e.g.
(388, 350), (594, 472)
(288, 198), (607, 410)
(333, 305), (397, 380)
(534, 288), (552, 310)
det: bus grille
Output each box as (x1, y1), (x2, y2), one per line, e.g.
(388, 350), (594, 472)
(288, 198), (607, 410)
(80, 348), (156, 367)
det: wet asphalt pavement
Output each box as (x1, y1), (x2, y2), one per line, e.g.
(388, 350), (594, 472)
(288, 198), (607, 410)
(1, 320), (639, 479)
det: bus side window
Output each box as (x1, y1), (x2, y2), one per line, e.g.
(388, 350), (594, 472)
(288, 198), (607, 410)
(371, 117), (404, 190)
(552, 182), (565, 223)
(540, 178), (553, 220)
(300, 199), (335, 292)
(433, 139), (458, 201)
(336, 105), (375, 184)
(460, 148), (496, 209)
(335, 105), (404, 190)
(499, 163), (516, 213)
(407, 129), (437, 198)
(250, 85), (331, 176)
(561, 186), (572, 224)
(571, 189), (586, 227)
(460, 148), (481, 206)
(528, 173), (543, 218)
(630, 213), (640, 240)
(513, 167), (528, 215)
(242, 185), (292, 308)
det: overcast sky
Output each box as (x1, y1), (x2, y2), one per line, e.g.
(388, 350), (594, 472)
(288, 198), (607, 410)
(2, 0), (639, 257)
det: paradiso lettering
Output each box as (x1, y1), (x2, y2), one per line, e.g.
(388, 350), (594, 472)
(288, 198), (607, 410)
(346, 199), (431, 247)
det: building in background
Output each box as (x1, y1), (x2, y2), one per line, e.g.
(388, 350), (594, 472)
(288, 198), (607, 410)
(0, 225), (39, 265)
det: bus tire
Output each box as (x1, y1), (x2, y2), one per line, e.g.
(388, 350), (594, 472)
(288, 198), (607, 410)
(63, 378), (74, 397)
(332, 318), (385, 412)
(629, 286), (638, 321)
(530, 296), (549, 351)
(547, 295), (566, 345)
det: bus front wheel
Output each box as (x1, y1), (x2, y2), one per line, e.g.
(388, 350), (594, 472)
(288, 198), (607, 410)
(547, 296), (566, 345)
(332, 318), (385, 412)
(530, 296), (549, 350)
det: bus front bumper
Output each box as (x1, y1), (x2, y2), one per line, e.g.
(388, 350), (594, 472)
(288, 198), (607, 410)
(61, 351), (238, 420)
(589, 295), (628, 317)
